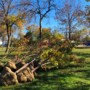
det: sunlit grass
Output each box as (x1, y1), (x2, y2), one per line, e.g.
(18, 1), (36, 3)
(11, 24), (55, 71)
(0, 47), (90, 90)
(0, 47), (29, 63)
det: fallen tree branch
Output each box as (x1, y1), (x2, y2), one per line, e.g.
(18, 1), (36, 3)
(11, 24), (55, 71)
(15, 56), (40, 74)
(15, 53), (39, 64)
(21, 53), (36, 60)
(31, 58), (50, 72)
(32, 62), (52, 72)
(41, 62), (52, 66)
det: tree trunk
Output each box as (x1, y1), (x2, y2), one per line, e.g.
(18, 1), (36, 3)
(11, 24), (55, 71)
(6, 35), (11, 53)
(6, 25), (11, 53)
(15, 56), (40, 74)
(39, 15), (42, 38)
(66, 26), (67, 40)
(68, 10), (71, 40)
(39, 15), (42, 55)
(69, 22), (71, 40)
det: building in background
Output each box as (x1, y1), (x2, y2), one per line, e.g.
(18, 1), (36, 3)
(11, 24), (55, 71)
(0, 38), (2, 45)
(0, 37), (8, 46)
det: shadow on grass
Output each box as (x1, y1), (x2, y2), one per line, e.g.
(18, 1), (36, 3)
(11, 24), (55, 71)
(64, 83), (90, 90)
(0, 55), (16, 64)
(72, 52), (90, 58)
(8, 67), (90, 90)
(76, 47), (90, 49)
(63, 64), (84, 69)
(13, 75), (72, 90)
(0, 65), (90, 90)
(0, 59), (90, 90)
(71, 84), (90, 90)
(0, 55), (15, 59)
(72, 69), (89, 73)
(0, 67), (74, 90)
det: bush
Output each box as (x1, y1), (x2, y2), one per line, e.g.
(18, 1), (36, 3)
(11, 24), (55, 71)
(40, 40), (76, 68)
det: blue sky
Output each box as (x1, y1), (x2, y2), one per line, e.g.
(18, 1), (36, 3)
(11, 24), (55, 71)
(41, 0), (90, 28)
(29, 0), (90, 29)
(13, 0), (90, 38)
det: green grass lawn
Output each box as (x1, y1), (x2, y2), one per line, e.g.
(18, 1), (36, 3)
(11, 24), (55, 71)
(0, 47), (18, 64)
(0, 47), (29, 64)
(0, 47), (90, 90)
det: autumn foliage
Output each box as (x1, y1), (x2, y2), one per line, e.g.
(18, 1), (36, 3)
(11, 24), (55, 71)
(8, 31), (78, 71)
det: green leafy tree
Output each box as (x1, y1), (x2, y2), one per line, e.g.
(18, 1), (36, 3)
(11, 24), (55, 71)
(1, 11), (26, 53)
(0, 0), (16, 53)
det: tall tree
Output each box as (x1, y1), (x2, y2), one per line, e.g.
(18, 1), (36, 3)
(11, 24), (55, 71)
(35, 0), (56, 38)
(55, 0), (82, 40)
(85, 0), (90, 27)
(0, 0), (16, 53)
(0, 0), (26, 53)
(19, 0), (56, 38)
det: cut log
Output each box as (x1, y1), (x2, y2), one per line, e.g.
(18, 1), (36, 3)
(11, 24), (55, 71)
(15, 56), (40, 74)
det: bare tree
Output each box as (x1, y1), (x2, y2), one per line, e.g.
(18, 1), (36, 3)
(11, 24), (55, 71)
(35, 0), (56, 38)
(55, 0), (82, 40)
(19, 0), (56, 38)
